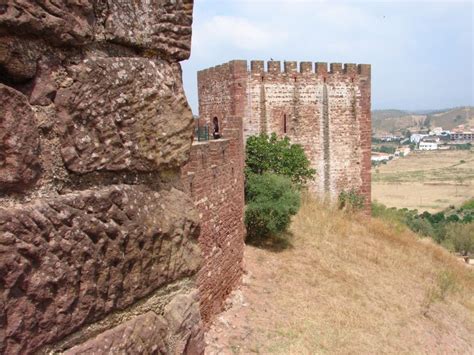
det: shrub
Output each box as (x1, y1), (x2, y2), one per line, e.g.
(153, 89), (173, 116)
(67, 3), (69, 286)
(461, 198), (474, 210)
(406, 217), (436, 237)
(245, 173), (301, 240)
(445, 223), (474, 255)
(245, 133), (316, 186)
(338, 189), (365, 211)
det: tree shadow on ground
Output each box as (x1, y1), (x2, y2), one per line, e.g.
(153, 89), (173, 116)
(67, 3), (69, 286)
(245, 231), (294, 253)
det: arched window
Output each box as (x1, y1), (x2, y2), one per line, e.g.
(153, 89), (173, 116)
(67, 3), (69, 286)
(212, 116), (221, 139)
(283, 114), (287, 134)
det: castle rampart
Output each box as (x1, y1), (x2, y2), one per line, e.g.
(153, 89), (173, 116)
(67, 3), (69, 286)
(180, 116), (245, 324)
(198, 60), (371, 209)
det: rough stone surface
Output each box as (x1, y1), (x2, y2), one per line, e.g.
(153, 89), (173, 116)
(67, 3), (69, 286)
(100, 0), (194, 60)
(65, 312), (169, 355)
(0, 0), (95, 46)
(0, 1), (209, 353)
(56, 57), (193, 174)
(198, 60), (371, 210)
(0, 36), (43, 83)
(180, 116), (246, 324)
(65, 290), (205, 355)
(0, 84), (40, 190)
(0, 185), (200, 354)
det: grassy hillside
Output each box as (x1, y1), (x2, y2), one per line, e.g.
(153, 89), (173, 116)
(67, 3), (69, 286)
(205, 196), (474, 354)
(372, 106), (474, 135)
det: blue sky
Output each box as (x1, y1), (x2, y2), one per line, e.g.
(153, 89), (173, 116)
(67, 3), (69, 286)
(181, 0), (473, 114)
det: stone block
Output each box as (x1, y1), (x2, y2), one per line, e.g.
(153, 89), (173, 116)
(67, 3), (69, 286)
(0, 185), (201, 354)
(55, 57), (193, 174)
(100, 0), (194, 60)
(65, 312), (169, 355)
(0, 1), (95, 46)
(0, 84), (40, 190)
(65, 290), (204, 354)
(0, 36), (43, 83)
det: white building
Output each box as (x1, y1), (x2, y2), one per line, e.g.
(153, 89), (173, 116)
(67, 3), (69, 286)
(419, 141), (438, 150)
(410, 134), (428, 144)
(429, 127), (443, 136)
(371, 153), (391, 162)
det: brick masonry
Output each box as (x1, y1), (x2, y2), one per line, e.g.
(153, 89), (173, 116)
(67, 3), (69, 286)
(198, 60), (371, 210)
(0, 1), (207, 354)
(180, 115), (245, 324)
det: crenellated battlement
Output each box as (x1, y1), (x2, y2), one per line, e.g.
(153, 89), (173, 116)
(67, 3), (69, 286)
(199, 60), (371, 78)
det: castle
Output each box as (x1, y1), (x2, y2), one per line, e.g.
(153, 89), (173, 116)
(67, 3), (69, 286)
(197, 60), (372, 207)
(0, 1), (370, 353)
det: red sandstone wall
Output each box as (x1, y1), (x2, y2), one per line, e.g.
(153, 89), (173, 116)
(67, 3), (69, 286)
(180, 116), (245, 324)
(198, 60), (371, 210)
(0, 1), (206, 354)
(197, 61), (248, 136)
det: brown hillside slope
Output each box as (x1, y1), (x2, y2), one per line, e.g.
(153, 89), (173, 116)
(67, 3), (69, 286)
(206, 196), (474, 354)
(372, 106), (473, 135)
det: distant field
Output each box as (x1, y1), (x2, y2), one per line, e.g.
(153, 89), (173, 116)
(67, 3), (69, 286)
(372, 150), (474, 212)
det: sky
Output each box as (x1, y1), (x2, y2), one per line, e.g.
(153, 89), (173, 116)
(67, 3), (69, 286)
(181, 0), (473, 115)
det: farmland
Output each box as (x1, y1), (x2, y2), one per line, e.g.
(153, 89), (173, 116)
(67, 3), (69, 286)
(372, 149), (474, 212)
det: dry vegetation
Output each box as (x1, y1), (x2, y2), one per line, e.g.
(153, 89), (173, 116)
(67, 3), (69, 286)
(206, 196), (474, 354)
(372, 150), (474, 212)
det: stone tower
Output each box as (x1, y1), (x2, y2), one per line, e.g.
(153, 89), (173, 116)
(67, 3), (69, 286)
(198, 60), (371, 208)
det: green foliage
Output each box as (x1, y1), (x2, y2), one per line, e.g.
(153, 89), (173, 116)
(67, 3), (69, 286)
(245, 173), (301, 241)
(446, 223), (474, 256)
(245, 133), (316, 186)
(372, 145), (396, 154)
(453, 143), (472, 150)
(372, 200), (474, 254)
(461, 198), (474, 210)
(338, 189), (365, 211)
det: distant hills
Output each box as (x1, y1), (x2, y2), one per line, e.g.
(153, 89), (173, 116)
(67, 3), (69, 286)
(372, 106), (474, 135)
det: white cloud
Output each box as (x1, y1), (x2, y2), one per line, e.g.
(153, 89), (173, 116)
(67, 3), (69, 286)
(192, 15), (288, 56)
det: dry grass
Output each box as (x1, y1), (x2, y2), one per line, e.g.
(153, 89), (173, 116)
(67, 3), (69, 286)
(206, 196), (474, 354)
(372, 150), (474, 211)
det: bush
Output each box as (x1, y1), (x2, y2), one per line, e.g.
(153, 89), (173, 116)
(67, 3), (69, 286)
(338, 189), (365, 211)
(245, 173), (301, 240)
(406, 217), (436, 237)
(445, 223), (474, 256)
(245, 133), (316, 186)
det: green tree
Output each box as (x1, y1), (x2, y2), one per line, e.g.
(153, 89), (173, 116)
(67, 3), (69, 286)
(245, 173), (301, 240)
(445, 223), (474, 255)
(245, 133), (316, 186)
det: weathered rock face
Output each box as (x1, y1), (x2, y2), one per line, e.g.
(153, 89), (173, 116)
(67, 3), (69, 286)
(56, 58), (193, 173)
(0, 0), (193, 60)
(1, 1), (205, 354)
(0, 1), (95, 46)
(0, 186), (200, 354)
(0, 36), (43, 82)
(102, 0), (194, 60)
(65, 291), (205, 355)
(0, 84), (40, 190)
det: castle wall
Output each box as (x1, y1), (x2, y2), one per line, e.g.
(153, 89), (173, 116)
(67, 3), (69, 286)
(180, 116), (245, 324)
(0, 1), (206, 354)
(198, 60), (371, 209)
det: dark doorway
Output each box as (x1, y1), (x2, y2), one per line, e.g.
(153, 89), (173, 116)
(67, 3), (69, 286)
(213, 116), (221, 139)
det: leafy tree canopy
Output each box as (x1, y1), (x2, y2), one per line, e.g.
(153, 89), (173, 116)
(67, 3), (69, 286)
(245, 133), (316, 186)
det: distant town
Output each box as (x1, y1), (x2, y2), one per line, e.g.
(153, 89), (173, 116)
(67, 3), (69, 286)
(372, 123), (474, 165)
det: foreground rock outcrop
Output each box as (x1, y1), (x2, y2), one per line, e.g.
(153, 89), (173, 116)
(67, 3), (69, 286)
(0, 1), (204, 354)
